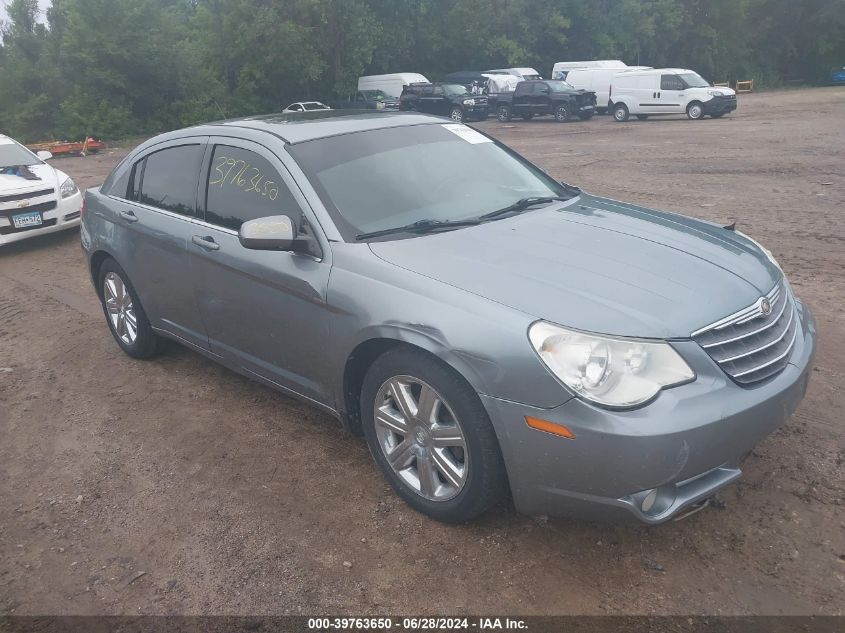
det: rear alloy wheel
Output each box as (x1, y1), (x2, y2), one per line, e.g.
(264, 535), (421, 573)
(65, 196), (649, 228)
(449, 106), (464, 123)
(98, 258), (161, 358)
(497, 104), (512, 122)
(613, 103), (630, 122)
(362, 348), (506, 523)
(554, 104), (571, 122)
(687, 102), (704, 120)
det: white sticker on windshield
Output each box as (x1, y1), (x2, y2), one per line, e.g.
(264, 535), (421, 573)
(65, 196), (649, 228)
(442, 124), (492, 144)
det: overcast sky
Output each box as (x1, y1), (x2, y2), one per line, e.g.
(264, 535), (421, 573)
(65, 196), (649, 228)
(0, 0), (51, 26)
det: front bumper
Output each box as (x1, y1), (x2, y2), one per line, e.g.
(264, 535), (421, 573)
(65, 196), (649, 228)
(703, 95), (738, 116)
(482, 300), (816, 524)
(464, 106), (488, 119)
(0, 191), (82, 246)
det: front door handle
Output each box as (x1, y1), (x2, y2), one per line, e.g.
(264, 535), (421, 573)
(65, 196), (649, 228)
(118, 210), (138, 223)
(192, 235), (220, 251)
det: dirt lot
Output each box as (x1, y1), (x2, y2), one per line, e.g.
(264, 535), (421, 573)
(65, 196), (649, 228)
(1, 88), (843, 616)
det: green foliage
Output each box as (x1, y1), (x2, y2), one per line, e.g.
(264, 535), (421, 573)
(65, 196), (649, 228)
(1, 0), (843, 141)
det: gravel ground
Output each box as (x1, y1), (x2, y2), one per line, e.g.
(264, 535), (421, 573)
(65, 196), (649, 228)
(1, 88), (843, 616)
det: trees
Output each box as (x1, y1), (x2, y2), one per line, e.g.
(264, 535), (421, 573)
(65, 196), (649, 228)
(0, 0), (842, 141)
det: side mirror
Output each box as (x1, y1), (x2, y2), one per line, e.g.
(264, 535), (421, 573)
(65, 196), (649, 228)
(36, 150), (53, 161)
(238, 215), (297, 251)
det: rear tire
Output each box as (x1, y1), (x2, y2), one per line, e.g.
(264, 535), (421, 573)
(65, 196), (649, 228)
(497, 104), (512, 122)
(98, 258), (162, 359)
(687, 101), (704, 120)
(361, 347), (507, 523)
(613, 103), (630, 122)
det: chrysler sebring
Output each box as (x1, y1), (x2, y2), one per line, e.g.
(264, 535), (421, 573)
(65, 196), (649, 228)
(80, 111), (816, 523)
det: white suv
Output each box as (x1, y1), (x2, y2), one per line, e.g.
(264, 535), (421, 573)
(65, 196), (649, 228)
(609, 68), (737, 121)
(0, 135), (83, 246)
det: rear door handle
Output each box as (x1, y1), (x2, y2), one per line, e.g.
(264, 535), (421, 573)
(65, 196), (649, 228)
(192, 235), (220, 251)
(118, 210), (138, 223)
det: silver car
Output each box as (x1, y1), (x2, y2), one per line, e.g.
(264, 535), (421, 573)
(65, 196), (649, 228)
(81, 112), (816, 524)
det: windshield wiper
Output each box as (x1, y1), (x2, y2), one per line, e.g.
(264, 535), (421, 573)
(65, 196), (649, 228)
(355, 218), (481, 240)
(479, 195), (573, 221)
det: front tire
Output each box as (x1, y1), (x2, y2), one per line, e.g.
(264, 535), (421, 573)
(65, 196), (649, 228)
(497, 104), (512, 122)
(449, 106), (464, 123)
(98, 258), (161, 358)
(554, 103), (571, 122)
(361, 347), (507, 523)
(687, 101), (704, 120)
(613, 103), (630, 122)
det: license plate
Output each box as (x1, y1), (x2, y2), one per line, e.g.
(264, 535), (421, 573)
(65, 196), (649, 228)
(11, 211), (42, 228)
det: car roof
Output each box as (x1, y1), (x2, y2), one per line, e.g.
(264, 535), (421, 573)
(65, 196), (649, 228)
(620, 68), (692, 76)
(191, 110), (448, 145)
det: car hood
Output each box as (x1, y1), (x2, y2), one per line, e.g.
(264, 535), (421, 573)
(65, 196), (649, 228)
(368, 194), (781, 339)
(0, 163), (60, 193)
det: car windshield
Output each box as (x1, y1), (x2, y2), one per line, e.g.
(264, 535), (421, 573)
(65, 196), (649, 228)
(0, 142), (39, 168)
(288, 124), (568, 241)
(547, 80), (574, 91)
(361, 90), (389, 100)
(679, 72), (710, 88)
(442, 84), (468, 96)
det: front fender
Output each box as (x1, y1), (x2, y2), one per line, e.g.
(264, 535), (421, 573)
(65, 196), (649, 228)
(326, 243), (573, 411)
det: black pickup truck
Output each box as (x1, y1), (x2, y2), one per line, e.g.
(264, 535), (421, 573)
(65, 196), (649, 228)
(493, 80), (597, 122)
(399, 82), (488, 122)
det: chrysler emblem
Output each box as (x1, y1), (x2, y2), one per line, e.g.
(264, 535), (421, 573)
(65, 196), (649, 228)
(760, 298), (772, 316)
(17, 200), (29, 208)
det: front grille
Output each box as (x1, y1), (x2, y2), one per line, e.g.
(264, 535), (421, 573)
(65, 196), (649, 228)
(692, 281), (797, 385)
(0, 188), (54, 203)
(0, 199), (57, 219)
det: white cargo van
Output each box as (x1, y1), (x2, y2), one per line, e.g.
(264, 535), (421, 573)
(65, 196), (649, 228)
(483, 67), (542, 80)
(565, 66), (651, 113)
(358, 73), (430, 99)
(551, 60), (627, 80)
(609, 68), (737, 121)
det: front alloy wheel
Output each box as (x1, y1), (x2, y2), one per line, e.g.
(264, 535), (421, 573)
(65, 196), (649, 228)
(450, 107), (464, 123)
(555, 104), (570, 122)
(374, 376), (468, 501)
(361, 347), (506, 523)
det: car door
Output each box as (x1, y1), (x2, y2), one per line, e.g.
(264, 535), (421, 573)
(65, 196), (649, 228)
(187, 137), (334, 405)
(635, 75), (662, 113)
(535, 82), (551, 115)
(105, 139), (211, 350)
(430, 85), (449, 115)
(659, 73), (686, 114)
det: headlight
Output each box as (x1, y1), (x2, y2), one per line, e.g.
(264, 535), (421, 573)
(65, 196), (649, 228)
(60, 177), (78, 198)
(462, 99), (475, 106)
(707, 90), (724, 97)
(528, 322), (695, 408)
(736, 230), (783, 273)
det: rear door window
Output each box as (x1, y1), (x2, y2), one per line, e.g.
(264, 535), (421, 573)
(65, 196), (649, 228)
(204, 145), (300, 232)
(135, 144), (204, 217)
